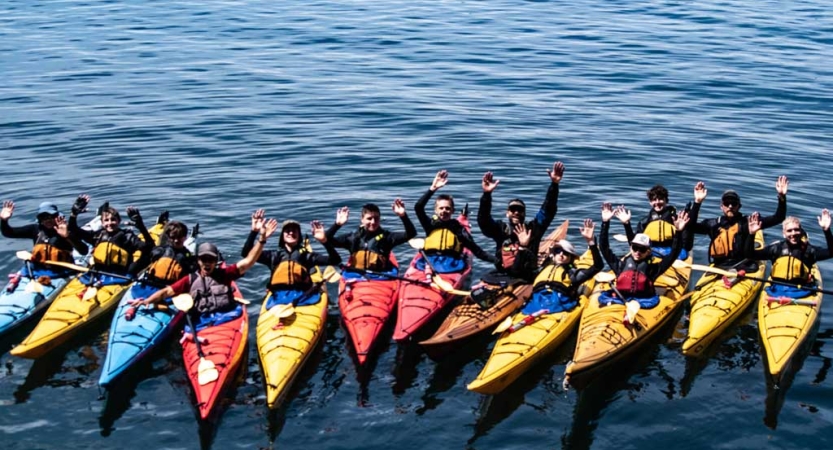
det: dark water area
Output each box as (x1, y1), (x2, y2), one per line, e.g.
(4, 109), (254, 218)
(1, 0), (831, 448)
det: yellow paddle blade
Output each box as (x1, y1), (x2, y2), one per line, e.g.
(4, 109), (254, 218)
(16, 250), (33, 261)
(25, 280), (44, 294)
(197, 357), (219, 385)
(408, 238), (425, 250)
(624, 300), (640, 324)
(612, 234), (629, 242)
(322, 266), (341, 283)
(172, 294), (194, 311)
(594, 272), (615, 283)
(269, 304), (295, 319)
(82, 286), (98, 301)
(493, 316), (513, 334)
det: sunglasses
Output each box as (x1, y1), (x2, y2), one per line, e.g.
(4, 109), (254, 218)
(631, 245), (650, 253)
(722, 200), (739, 207)
(552, 248), (572, 256)
(508, 206), (525, 214)
(198, 256), (218, 263)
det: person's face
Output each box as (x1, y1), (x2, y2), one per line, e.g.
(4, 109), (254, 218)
(783, 221), (802, 245)
(434, 200), (453, 221)
(167, 233), (186, 249)
(630, 244), (650, 261)
(283, 225), (300, 246)
(649, 196), (667, 213)
(506, 205), (526, 225)
(197, 255), (218, 274)
(101, 213), (120, 232)
(721, 198), (741, 219)
(361, 212), (381, 233)
(552, 247), (573, 265)
(37, 214), (57, 229)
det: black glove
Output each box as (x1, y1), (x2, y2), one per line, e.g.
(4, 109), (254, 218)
(126, 207), (143, 225)
(71, 195), (89, 215)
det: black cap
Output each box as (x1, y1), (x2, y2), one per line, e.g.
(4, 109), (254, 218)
(197, 242), (219, 258)
(721, 190), (741, 203)
(507, 199), (526, 210)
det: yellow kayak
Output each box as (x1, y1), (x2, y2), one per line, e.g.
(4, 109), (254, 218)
(11, 221), (166, 359)
(682, 232), (764, 357)
(565, 253), (692, 379)
(758, 265), (822, 381)
(257, 269), (328, 409)
(468, 250), (595, 395)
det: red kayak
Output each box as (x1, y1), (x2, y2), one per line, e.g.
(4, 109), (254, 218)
(182, 282), (248, 420)
(393, 212), (472, 341)
(338, 255), (400, 364)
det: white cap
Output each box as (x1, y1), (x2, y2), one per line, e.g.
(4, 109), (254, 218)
(631, 233), (651, 247)
(554, 239), (578, 256)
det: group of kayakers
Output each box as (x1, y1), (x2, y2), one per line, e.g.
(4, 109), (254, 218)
(2, 165), (830, 333)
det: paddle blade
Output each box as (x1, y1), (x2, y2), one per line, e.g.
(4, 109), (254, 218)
(25, 281), (44, 294)
(689, 263), (736, 277)
(82, 286), (98, 301)
(269, 304), (295, 319)
(197, 357), (219, 385)
(612, 234), (629, 242)
(493, 316), (513, 334)
(594, 272), (615, 283)
(672, 259), (690, 269)
(624, 300), (640, 324)
(16, 250), (33, 261)
(235, 297), (251, 305)
(408, 238), (425, 250)
(322, 266), (341, 283)
(172, 294), (194, 312)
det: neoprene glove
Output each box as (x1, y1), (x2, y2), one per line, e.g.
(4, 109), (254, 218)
(71, 196), (88, 216)
(126, 207), (143, 225)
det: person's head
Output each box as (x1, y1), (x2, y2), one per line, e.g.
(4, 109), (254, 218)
(646, 185), (669, 212)
(551, 239), (578, 265)
(434, 194), (455, 221)
(101, 207), (121, 233)
(721, 190), (742, 219)
(164, 221), (188, 249)
(630, 233), (652, 261)
(361, 203), (381, 233)
(36, 202), (59, 229)
(196, 242), (220, 274)
(782, 216), (803, 245)
(280, 220), (302, 248)
(506, 199), (526, 225)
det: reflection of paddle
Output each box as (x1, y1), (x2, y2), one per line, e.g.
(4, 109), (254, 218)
(268, 266), (341, 320)
(174, 293), (219, 385)
(678, 261), (833, 296)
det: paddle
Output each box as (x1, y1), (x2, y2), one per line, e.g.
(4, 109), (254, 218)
(268, 266), (341, 320)
(590, 271), (642, 324)
(342, 264), (471, 297)
(173, 293), (219, 385)
(16, 250), (134, 281)
(404, 239), (472, 296)
(678, 261), (833, 297)
(493, 308), (551, 334)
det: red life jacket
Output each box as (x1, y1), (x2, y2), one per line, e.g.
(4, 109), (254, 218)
(615, 256), (658, 298)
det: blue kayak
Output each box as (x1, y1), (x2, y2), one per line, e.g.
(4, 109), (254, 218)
(0, 266), (72, 338)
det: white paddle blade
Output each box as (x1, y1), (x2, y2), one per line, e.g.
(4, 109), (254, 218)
(82, 286), (98, 301)
(322, 266), (341, 283)
(408, 238), (426, 250)
(235, 297), (251, 305)
(16, 250), (33, 261)
(269, 304), (295, 319)
(613, 234), (629, 242)
(624, 300), (640, 324)
(25, 281), (44, 294)
(493, 316), (513, 334)
(197, 357), (219, 385)
(172, 294), (194, 311)
(672, 259), (690, 269)
(594, 272), (616, 283)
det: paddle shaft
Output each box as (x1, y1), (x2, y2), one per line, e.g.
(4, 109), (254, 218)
(41, 260), (135, 282)
(692, 264), (833, 296)
(184, 311), (206, 358)
(342, 265), (439, 289)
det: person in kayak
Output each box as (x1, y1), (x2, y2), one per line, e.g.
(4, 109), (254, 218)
(68, 195), (155, 279)
(477, 162), (564, 283)
(414, 170), (496, 273)
(522, 218), (604, 314)
(612, 184), (694, 258)
(1, 199), (88, 263)
(242, 211), (341, 308)
(326, 199), (417, 275)
(687, 176), (788, 269)
(129, 218), (280, 324)
(745, 210), (833, 297)
(599, 203), (690, 308)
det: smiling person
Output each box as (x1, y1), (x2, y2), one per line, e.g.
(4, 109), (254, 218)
(477, 162), (564, 283)
(143, 221), (197, 285)
(414, 170), (496, 272)
(599, 203), (690, 307)
(745, 210), (833, 294)
(1, 199), (88, 265)
(68, 195), (154, 278)
(687, 177), (788, 269)
(614, 184), (693, 258)
(326, 199), (417, 275)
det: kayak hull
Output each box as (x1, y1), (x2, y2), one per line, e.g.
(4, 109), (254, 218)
(0, 271), (69, 338)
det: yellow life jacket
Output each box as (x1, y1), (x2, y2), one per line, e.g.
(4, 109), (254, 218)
(709, 222), (740, 259)
(349, 250), (386, 271)
(30, 243), (72, 264)
(93, 241), (131, 269)
(534, 264), (572, 290)
(643, 220), (676, 244)
(771, 255), (811, 283)
(147, 256), (185, 283)
(423, 228), (463, 255)
(269, 260), (311, 288)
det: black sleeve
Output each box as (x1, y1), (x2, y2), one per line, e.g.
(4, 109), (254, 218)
(688, 202), (712, 235)
(460, 228), (497, 263)
(477, 192), (502, 239)
(325, 223), (351, 249)
(241, 230), (258, 257)
(69, 214), (96, 245)
(532, 182), (559, 237)
(0, 220), (38, 240)
(820, 228), (833, 261)
(654, 231), (684, 278)
(599, 221), (621, 274)
(759, 195), (787, 229)
(414, 189), (436, 234)
(308, 240), (342, 266)
(624, 221), (636, 242)
(571, 243), (604, 286)
(387, 213), (418, 247)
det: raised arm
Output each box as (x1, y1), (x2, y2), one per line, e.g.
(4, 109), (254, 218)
(308, 220), (342, 266)
(237, 218), (278, 274)
(654, 211), (690, 276)
(54, 215), (88, 255)
(325, 206), (352, 248)
(759, 176), (788, 229)
(477, 171), (503, 239)
(599, 203), (621, 273)
(388, 198), (418, 246)
(573, 219), (604, 285)
(532, 162), (564, 232)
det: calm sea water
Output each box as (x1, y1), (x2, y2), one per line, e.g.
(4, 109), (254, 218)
(1, 0), (831, 448)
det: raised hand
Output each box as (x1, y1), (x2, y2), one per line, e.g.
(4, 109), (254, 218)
(126, 206), (143, 225)
(55, 215), (69, 237)
(818, 209), (831, 231)
(311, 220), (327, 243)
(694, 181), (707, 204)
(547, 162), (565, 184)
(775, 175), (789, 196)
(747, 211), (762, 234)
(514, 223), (531, 247)
(601, 203), (615, 222)
(614, 205), (631, 224)
(335, 206), (350, 225)
(251, 209), (265, 231)
(482, 171), (500, 193)
(71, 194), (90, 216)
(392, 199), (406, 217)
(431, 170), (449, 191)
(262, 218), (279, 238)
(674, 210), (690, 231)
(0, 200), (14, 221)
(580, 218), (596, 242)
